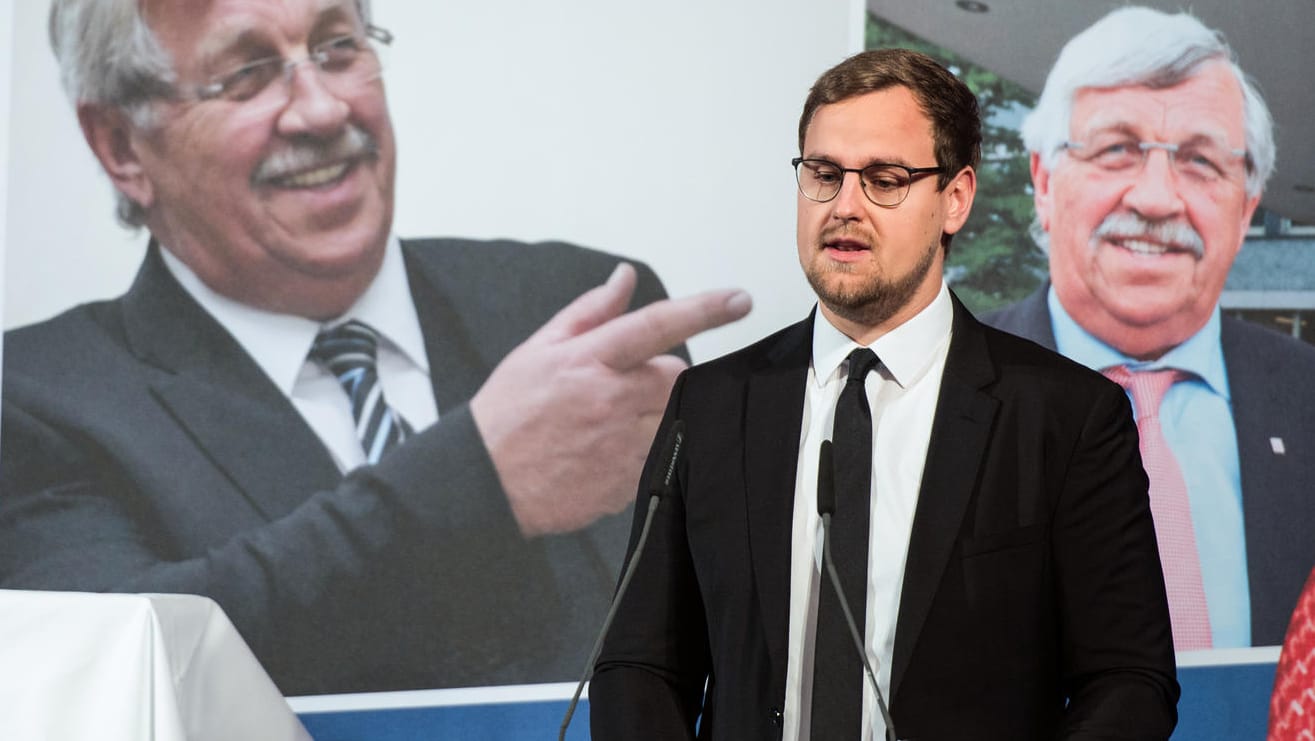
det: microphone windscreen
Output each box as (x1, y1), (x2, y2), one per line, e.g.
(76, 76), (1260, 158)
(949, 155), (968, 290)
(817, 439), (836, 516)
(651, 419), (686, 499)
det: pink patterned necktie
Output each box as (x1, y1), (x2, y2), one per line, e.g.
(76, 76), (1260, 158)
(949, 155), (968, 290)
(1269, 566), (1315, 739)
(1103, 365), (1212, 650)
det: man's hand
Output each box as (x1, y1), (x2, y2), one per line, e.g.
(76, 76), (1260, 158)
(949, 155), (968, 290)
(470, 263), (751, 536)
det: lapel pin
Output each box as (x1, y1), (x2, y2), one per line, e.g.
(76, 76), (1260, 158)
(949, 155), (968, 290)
(1271, 437), (1286, 455)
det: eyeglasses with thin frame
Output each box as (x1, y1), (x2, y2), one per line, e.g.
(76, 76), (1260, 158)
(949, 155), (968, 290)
(1059, 131), (1250, 186)
(174, 25), (393, 110)
(792, 157), (944, 207)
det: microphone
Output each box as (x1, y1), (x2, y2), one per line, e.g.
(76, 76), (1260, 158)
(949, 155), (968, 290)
(817, 440), (897, 741)
(653, 419), (684, 499)
(817, 439), (837, 517)
(557, 420), (686, 740)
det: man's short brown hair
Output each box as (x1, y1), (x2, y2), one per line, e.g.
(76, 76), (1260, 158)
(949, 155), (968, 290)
(798, 48), (981, 193)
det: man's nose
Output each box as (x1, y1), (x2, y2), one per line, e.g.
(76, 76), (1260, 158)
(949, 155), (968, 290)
(830, 171), (868, 220)
(276, 62), (351, 138)
(1121, 148), (1187, 221)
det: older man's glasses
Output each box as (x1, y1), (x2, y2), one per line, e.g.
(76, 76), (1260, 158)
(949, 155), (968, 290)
(182, 25), (392, 108)
(1060, 133), (1249, 185)
(792, 158), (943, 207)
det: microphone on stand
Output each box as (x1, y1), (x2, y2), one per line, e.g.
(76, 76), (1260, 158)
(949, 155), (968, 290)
(557, 420), (686, 741)
(817, 439), (897, 741)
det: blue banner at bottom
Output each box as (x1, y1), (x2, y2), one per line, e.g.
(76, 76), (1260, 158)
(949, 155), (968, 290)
(295, 655), (1278, 740)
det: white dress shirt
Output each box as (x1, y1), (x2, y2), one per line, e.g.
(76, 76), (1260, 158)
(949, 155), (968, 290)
(160, 235), (439, 471)
(782, 283), (953, 741)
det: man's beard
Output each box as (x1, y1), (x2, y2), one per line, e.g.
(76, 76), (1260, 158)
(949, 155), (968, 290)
(804, 233), (940, 330)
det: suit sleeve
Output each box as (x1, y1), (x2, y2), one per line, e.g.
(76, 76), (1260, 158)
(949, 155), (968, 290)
(590, 372), (710, 739)
(0, 372), (532, 690)
(1055, 381), (1180, 739)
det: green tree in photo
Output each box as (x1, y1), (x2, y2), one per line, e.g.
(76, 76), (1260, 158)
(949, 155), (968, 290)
(867, 14), (1046, 314)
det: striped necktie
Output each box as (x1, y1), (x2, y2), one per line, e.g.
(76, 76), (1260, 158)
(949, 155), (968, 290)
(310, 320), (414, 464)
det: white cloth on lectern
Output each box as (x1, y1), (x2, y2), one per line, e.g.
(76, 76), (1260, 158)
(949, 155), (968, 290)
(0, 590), (311, 741)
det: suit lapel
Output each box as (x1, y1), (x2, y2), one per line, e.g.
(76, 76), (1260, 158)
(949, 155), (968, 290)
(401, 242), (498, 412)
(121, 244), (341, 520)
(400, 239), (632, 587)
(993, 282), (1057, 351)
(891, 298), (1000, 699)
(1020, 283), (1058, 350)
(745, 317), (813, 673)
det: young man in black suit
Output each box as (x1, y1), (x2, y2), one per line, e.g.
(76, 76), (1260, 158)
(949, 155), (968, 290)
(591, 48), (1178, 740)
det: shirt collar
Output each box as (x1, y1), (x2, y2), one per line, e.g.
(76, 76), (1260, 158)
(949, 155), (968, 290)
(159, 234), (429, 395)
(811, 281), (954, 388)
(1047, 285), (1229, 399)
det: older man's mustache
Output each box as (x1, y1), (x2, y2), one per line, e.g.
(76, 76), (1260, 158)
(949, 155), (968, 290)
(252, 125), (377, 186)
(1093, 213), (1205, 259)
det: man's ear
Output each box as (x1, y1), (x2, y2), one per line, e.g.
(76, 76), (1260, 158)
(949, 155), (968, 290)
(1030, 151), (1052, 233)
(1238, 191), (1261, 247)
(941, 165), (977, 236)
(77, 102), (154, 211)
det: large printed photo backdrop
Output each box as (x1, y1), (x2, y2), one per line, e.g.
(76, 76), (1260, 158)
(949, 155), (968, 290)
(1, 0), (1309, 727)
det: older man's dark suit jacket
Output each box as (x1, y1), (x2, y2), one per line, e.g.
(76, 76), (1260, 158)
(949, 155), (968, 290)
(591, 295), (1178, 741)
(0, 237), (673, 696)
(985, 284), (1315, 646)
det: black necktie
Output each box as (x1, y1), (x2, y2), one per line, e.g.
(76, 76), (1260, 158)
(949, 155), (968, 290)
(309, 320), (414, 464)
(811, 347), (880, 739)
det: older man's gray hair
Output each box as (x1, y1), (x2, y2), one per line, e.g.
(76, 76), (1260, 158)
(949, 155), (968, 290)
(1023, 6), (1274, 199)
(47, 0), (374, 227)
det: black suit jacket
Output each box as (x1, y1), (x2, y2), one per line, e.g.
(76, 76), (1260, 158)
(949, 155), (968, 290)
(592, 296), (1178, 740)
(985, 284), (1315, 645)
(0, 237), (674, 695)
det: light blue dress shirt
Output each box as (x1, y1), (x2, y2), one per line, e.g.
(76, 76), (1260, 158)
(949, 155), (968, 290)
(1048, 288), (1250, 647)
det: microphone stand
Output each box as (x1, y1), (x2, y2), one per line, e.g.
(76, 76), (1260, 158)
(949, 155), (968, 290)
(557, 421), (685, 741)
(557, 494), (661, 740)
